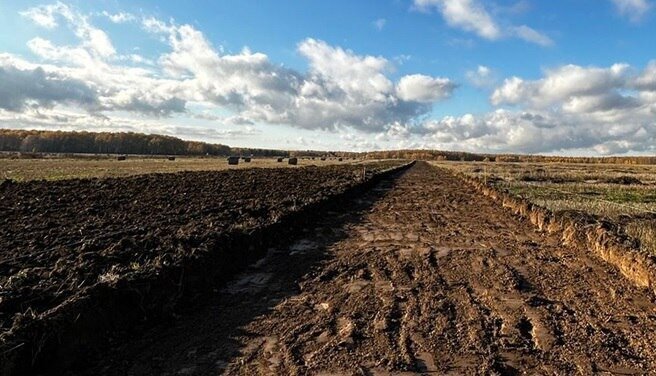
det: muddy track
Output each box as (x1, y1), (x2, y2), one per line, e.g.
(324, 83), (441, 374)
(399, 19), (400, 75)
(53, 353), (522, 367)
(83, 162), (656, 375)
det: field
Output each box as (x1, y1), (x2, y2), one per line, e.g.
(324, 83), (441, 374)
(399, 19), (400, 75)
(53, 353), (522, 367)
(0, 155), (359, 182)
(435, 161), (656, 256)
(2, 160), (656, 375)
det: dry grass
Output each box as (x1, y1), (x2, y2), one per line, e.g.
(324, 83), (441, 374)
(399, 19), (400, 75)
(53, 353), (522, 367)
(0, 157), (362, 182)
(433, 160), (656, 255)
(625, 221), (656, 255)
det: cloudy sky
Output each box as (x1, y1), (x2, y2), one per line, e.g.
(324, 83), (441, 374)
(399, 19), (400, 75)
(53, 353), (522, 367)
(0, 0), (655, 155)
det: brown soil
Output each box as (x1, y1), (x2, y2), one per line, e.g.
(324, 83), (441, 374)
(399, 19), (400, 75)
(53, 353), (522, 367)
(0, 162), (407, 375)
(81, 162), (656, 375)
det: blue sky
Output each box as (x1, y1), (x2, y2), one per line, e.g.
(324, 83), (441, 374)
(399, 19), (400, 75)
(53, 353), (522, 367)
(0, 0), (655, 154)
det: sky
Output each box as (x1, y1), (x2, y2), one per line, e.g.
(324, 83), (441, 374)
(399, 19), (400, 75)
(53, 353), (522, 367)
(0, 0), (655, 155)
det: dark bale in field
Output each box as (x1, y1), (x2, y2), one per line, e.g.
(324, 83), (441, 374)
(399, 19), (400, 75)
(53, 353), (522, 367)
(288, 157), (298, 165)
(117, 155), (127, 161)
(167, 156), (176, 161)
(321, 157), (326, 161)
(277, 158), (284, 162)
(243, 157), (252, 163)
(519, 174), (568, 183)
(605, 176), (643, 185)
(338, 158), (343, 162)
(227, 156), (239, 165)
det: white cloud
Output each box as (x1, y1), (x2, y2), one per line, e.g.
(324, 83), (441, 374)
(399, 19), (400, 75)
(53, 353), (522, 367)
(414, 0), (501, 39)
(413, 0), (552, 46)
(466, 65), (497, 88)
(633, 61), (656, 90)
(409, 62), (656, 155)
(510, 25), (554, 47)
(10, 5), (457, 136)
(0, 107), (259, 143)
(0, 62), (97, 111)
(102, 11), (136, 24)
(19, 2), (71, 29)
(611, 0), (652, 22)
(13, 3), (655, 155)
(491, 63), (632, 109)
(396, 74), (456, 102)
(414, 108), (656, 155)
(373, 18), (387, 31)
(22, 2), (116, 58)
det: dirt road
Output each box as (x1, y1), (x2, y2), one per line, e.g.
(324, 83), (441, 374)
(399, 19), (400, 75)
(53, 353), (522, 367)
(85, 162), (656, 375)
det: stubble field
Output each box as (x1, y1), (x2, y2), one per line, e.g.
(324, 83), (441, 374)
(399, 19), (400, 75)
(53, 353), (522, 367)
(0, 155), (361, 182)
(435, 161), (656, 256)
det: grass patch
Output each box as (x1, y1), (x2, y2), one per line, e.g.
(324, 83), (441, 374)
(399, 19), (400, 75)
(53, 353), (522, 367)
(433, 160), (656, 255)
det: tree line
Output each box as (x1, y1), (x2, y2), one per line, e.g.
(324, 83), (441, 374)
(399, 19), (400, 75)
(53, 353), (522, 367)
(0, 129), (284, 157)
(362, 150), (656, 165)
(1, 129), (654, 164)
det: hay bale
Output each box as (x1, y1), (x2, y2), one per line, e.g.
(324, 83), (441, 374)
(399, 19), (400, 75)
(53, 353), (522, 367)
(277, 158), (284, 162)
(227, 156), (239, 165)
(243, 157), (252, 163)
(320, 157), (326, 161)
(117, 155), (127, 161)
(167, 156), (176, 161)
(288, 157), (298, 165)
(605, 176), (643, 185)
(338, 157), (343, 162)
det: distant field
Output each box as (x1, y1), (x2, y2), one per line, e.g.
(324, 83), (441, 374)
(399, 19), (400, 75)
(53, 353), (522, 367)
(434, 161), (656, 255)
(0, 156), (363, 182)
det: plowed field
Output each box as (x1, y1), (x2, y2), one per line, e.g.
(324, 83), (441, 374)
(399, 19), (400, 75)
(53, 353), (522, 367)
(81, 162), (656, 375)
(0, 162), (408, 375)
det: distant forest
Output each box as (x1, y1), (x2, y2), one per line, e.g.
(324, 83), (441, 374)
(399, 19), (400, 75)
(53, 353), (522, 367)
(1, 129), (655, 164)
(0, 129), (286, 157)
(362, 150), (656, 165)
(363, 150), (656, 165)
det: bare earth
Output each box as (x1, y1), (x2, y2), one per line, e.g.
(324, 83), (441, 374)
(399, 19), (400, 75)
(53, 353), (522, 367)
(84, 162), (656, 375)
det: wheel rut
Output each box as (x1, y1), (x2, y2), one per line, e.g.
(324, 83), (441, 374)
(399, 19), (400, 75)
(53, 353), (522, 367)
(84, 162), (656, 375)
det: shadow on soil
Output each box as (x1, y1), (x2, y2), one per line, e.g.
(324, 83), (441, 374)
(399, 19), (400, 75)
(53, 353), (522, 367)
(76, 168), (408, 376)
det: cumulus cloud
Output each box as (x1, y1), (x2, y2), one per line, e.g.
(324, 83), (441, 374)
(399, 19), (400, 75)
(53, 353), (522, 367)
(22, 2), (116, 58)
(9, 4), (456, 135)
(491, 63), (633, 109)
(396, 74), (456, 102)
(611, 0), (652, 22)
(411, 62), (656, 155)
(0, 63), (97, 111)
(414, 108), (656, 155)
(0, 107), (260, 143)
(11, 2), (654, 155)
(413, 0), (552, 46)
(145, 25), (455, 131)
(633, 61), (656, 90)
